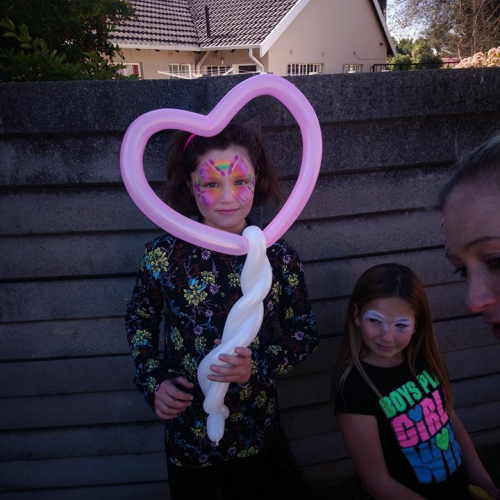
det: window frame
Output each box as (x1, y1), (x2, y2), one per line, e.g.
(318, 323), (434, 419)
(118, 63), (142, 77)
(204, 65), (232, 76)
(286, 63), (323, 76)
(343, 64), (363, 73)
(168, 63), (192, 79)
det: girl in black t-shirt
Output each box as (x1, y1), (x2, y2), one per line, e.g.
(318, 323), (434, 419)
(332, 263), (499, 500)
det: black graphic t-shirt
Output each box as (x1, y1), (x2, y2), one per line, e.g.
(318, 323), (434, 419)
(335, 360), (471, 499)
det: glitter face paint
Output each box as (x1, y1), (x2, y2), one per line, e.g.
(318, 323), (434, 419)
(189, 147), (256, 234)
(364, 310), (414, 331)
(357, 298), (417, 367)
(193, 155), (255, 206)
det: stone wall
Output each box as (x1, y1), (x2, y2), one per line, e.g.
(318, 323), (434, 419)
(1, 69), (500, 499)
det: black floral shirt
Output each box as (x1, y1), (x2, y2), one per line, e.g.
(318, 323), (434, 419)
(125, 232), (319, 468)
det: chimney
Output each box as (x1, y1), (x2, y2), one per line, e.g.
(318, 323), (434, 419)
(205, 5), (211, 38)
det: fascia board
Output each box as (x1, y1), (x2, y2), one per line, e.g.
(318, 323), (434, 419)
(259, 0), (311, 58)
(371, 0), (397, 56)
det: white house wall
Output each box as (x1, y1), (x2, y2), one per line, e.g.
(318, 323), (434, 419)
(118, 0), (390, 78)
(119, 48), (193, 79)
(266, 0), (389, 74)
(120, 47), (264, 79)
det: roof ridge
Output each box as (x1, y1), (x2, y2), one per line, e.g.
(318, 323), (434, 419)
(111, 0), (301, 50)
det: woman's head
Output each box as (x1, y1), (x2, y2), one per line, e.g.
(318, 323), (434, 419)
(439, 134), (500, 207)
(162, 121), (283, 220)
(439, 134), (500, 339)
(346, 263), (433, 368)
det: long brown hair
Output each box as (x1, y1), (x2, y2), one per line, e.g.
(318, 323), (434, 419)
(161, 121), (284, 218)
(331, 263), (453, 411)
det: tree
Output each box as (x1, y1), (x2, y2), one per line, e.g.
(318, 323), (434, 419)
(389, 0), (500, 58)
(0, 0), (135, 81)
(412, 39), (442, 67)
(386, 37), (442, 70)
(396, 37), (414, 56)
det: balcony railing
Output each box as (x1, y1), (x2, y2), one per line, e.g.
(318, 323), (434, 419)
(372, 62), (459, 72)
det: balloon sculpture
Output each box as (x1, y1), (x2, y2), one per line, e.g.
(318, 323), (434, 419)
(120, 73), (322, 443)
(197, 226), (272, 443)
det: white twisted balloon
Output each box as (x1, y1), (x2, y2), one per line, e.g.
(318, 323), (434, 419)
(197, 225), (273, 444)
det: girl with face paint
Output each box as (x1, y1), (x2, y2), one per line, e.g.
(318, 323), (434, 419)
(125, 122), (318, 500)
(331, 264), (499, 500)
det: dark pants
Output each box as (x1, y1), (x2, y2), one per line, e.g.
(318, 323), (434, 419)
(166, 427), (310, 500)
(167, 451), (275, 500)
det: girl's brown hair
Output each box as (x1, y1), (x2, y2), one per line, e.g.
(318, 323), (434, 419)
(161, 121), (284, 218)
(332, 263), (453, 411)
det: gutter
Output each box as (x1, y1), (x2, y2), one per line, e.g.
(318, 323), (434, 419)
(248, 48), (265, 73)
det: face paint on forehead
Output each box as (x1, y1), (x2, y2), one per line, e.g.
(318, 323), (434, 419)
(193, 155), (255, 206)
(230, 155), (254, 180)
(197, 155), (252, 178)
(198, 157), (231, 178)
(364, 310), (414, 331)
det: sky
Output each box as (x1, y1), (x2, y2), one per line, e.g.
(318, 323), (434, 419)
(385, 0), (425, 41)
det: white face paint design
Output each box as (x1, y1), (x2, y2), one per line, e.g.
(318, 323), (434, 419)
(364, 310), (414, 331)
(357, 298), (417, 367)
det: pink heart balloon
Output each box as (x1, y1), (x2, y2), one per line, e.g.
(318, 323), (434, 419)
(120, 73), (322, 255)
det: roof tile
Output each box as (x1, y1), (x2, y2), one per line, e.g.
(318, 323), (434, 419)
(111, 0), (302, 49)
(111, 0), (200, 47)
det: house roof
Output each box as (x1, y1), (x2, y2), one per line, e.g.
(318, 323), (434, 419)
(110, 0), (200, 50)
(111, 0), (303, 51)
(111, 0), (395, 56)
(191, 0), (303, 48)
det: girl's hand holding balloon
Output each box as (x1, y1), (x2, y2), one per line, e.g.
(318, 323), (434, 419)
(154, 376), (194, 420)
(208, 341), (252, 386)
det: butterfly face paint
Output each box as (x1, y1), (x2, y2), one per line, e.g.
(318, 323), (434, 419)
(193, 155), (255, 207)
(190, 147), (256, 234)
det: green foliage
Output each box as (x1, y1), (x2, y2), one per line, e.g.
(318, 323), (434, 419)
(396, 38), (414, 56)
(386, 54), (414, 70)
(387, 37), (442, 70)
(412, 38), (442, 67)
(0, 0), (135, 81)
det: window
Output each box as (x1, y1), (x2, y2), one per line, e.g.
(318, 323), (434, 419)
(343, 64), (363, 73)
(118, 63), (141, 77)
(169, 64), (192, 79)
(205, 65), (231, 76)
(286, 63), (323, 76)
(236, 64), (257, 75)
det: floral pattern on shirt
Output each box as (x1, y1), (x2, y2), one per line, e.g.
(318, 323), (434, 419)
(125, 233), (319, 468)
